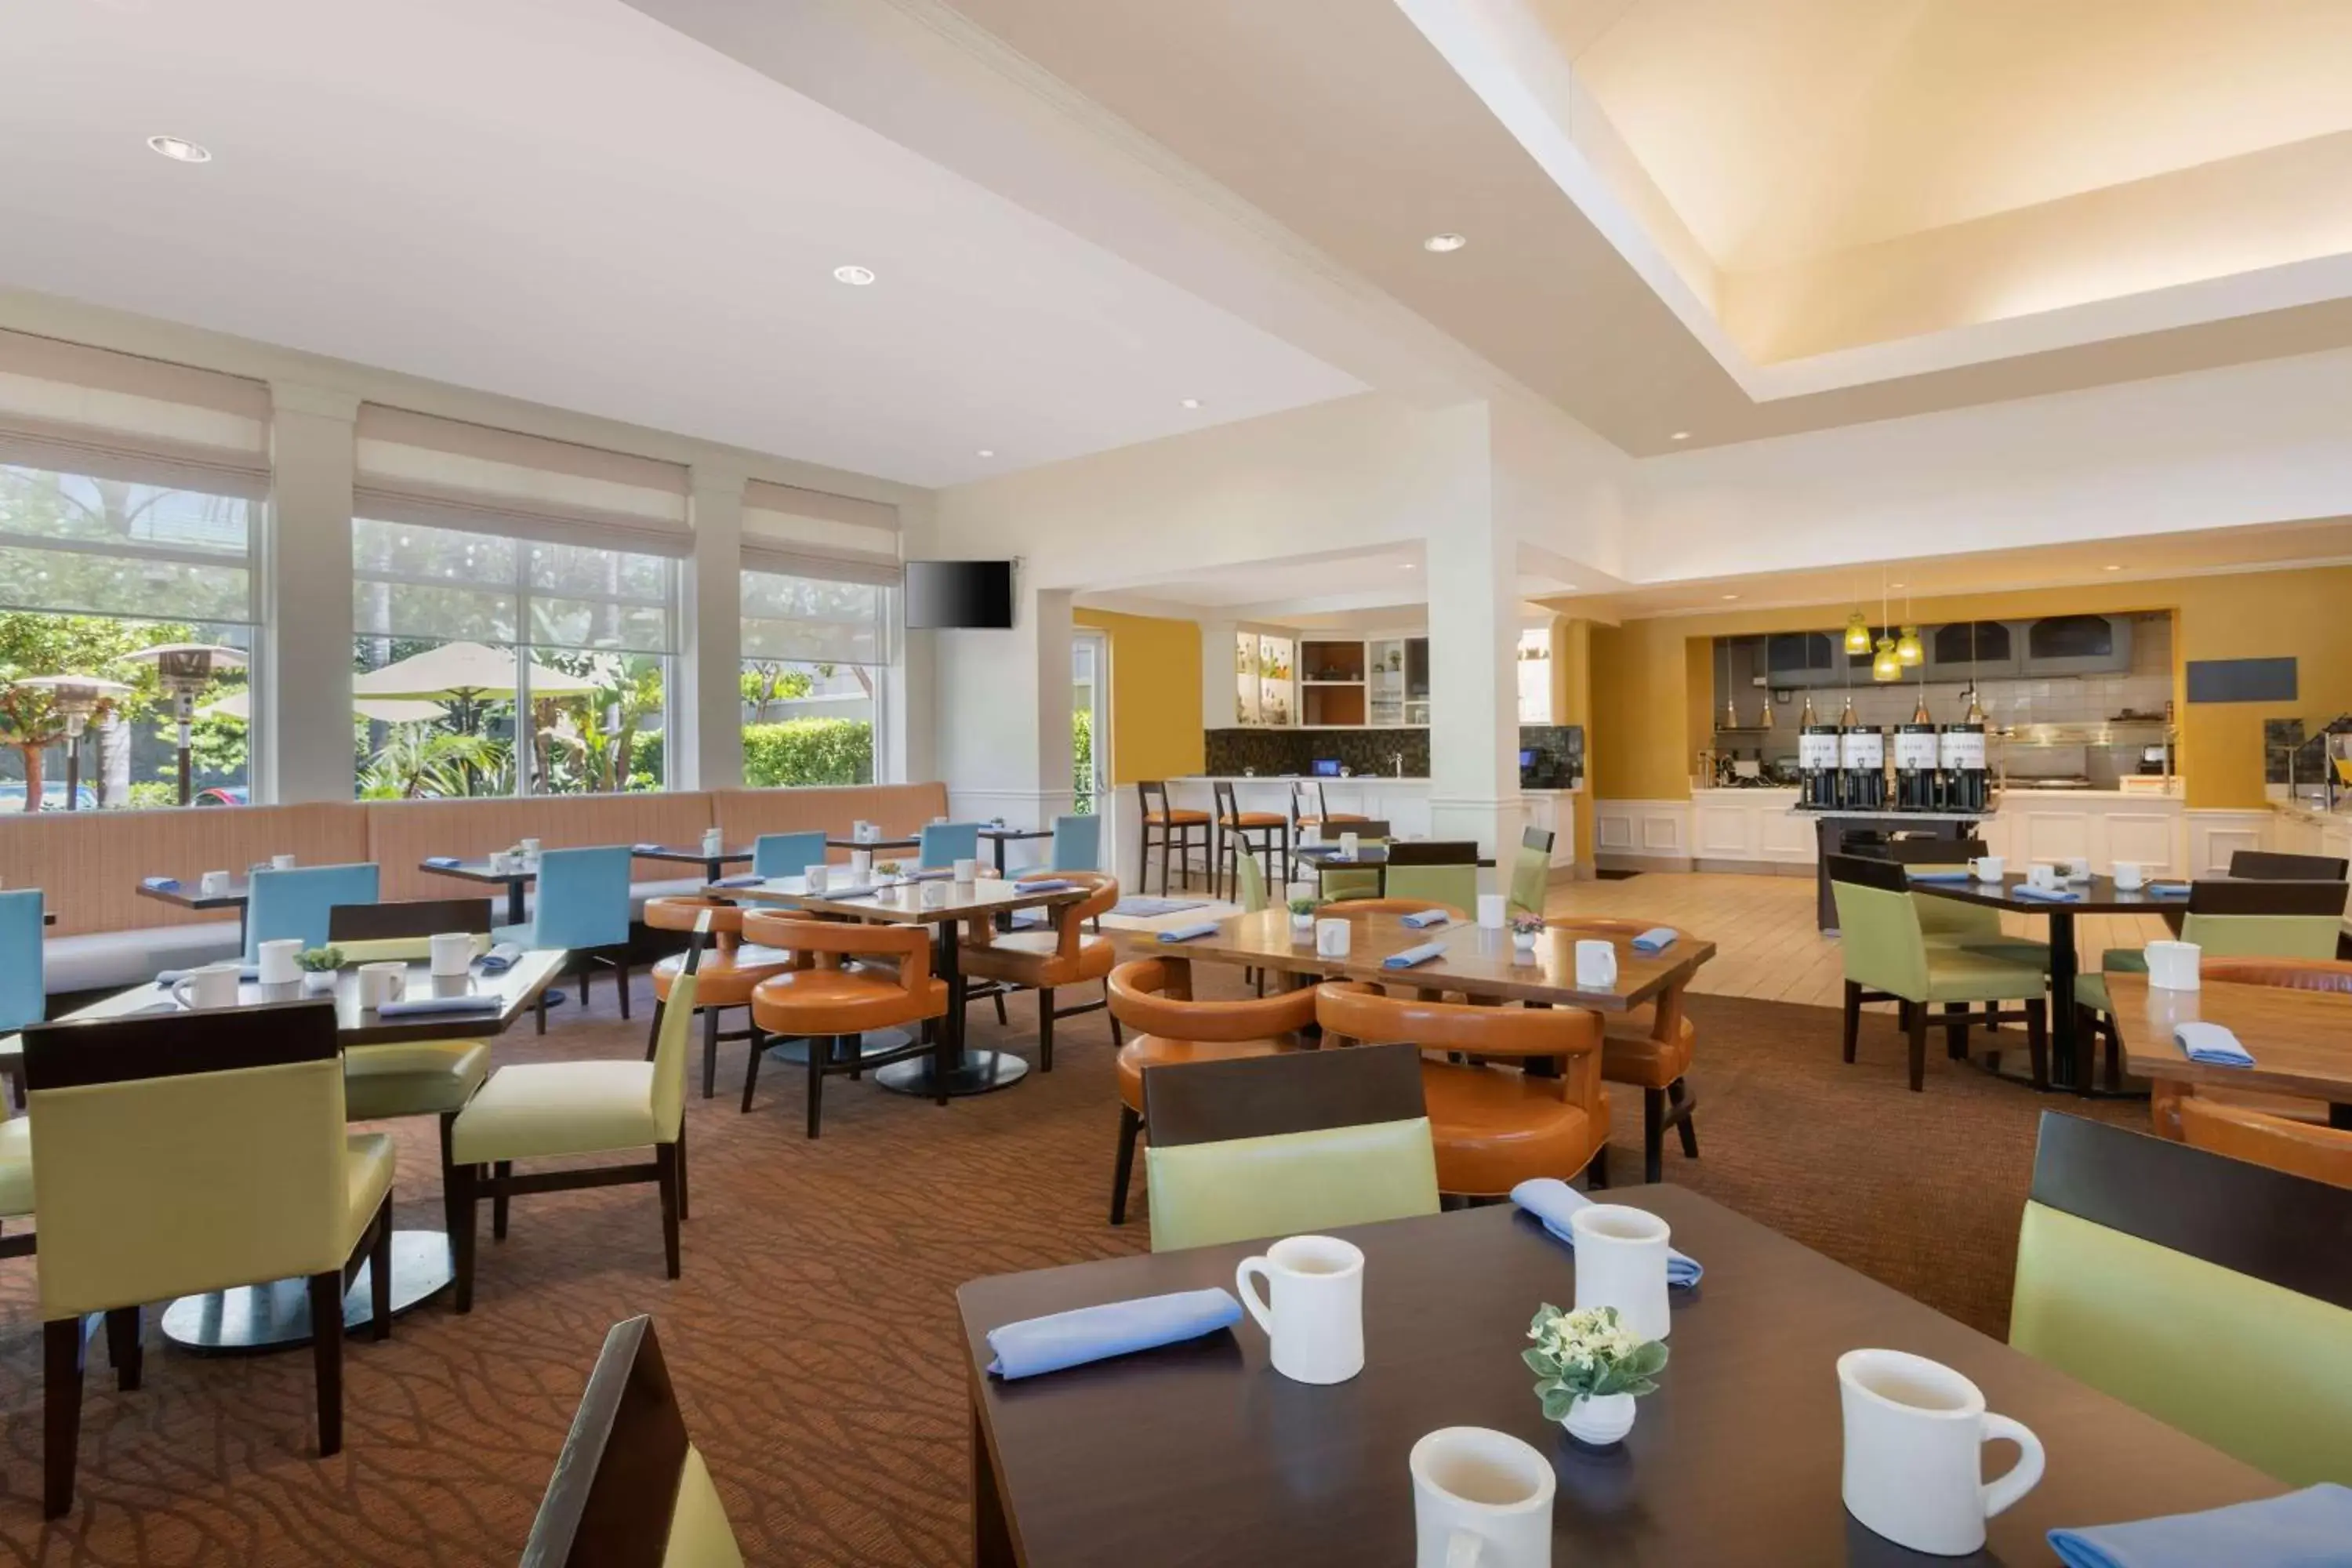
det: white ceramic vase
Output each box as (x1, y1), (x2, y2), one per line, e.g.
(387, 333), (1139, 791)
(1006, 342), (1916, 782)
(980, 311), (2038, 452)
(1561, 1392), (1635, 1447)
(302, 971), (337, 995)
(1512, 931), (1538, 956)
(1291, 913), (1316, 941)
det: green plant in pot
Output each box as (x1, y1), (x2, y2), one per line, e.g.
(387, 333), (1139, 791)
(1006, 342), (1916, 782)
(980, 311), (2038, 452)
(296, 945), (343, 993)
(1287, 895), (1322, 938)
(1526, 1303), (1667, 1447)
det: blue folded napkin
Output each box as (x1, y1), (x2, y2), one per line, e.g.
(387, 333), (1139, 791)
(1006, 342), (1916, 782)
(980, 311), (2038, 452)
(985, 1288), (1241, 1379)
(1905, 869), (1975, 884)
(376, 993), (503, 1018)
(630, 842), (664, 854)
(1157, 921), (1221, 943)
(1511, 1178), (1702, 1287)
(1631, 926), (1678, 953)
(711, 873), (765, 888)
(1381, 942), (1447, 970)
(2050, 1483), (2352, 1568)
(1400, 909), (1449, 929)
(1016, 879), (1078, 894)
(2147, 882), (2192, 898)
(140, 875), (181, 892)
(423, 855), (463, 869)
(154, 964), (260, 985)
(2012, 884), (2083, 902)
(2176, 1021), (2254, 1067)
(477, 942), (524, 973)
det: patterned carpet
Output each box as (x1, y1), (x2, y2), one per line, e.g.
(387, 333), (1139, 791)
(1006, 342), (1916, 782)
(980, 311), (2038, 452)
(0, 975), (2137, 1564)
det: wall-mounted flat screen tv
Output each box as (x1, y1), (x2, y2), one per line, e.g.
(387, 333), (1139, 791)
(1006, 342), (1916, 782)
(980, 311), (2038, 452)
(905, 560), (1014, 630)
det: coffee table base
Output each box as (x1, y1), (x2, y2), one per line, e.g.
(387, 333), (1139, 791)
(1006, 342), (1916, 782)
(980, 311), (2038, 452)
(763, 1027), (914, 1065)
(160, 1229), (454, 1354)
(872, 1050), (1029, 1098)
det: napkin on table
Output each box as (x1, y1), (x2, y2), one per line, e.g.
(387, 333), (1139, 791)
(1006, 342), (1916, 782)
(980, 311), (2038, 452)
(631, 842), (666, 854)
(1631, 927), (1679, 953)
(1905, 869), (1975, 884)
(2147, 882), (2192, 898)
(377, 994), (503, 1018)
(154, 965), (260, 985)
(985, 1288), (1242, 1379)
(476, 943), (525, 973)
(2012, 884), (2083, 903)
(710, 873), (765, 888)
(1399, 909), (1449, 929)
(140, 876), (181, 893)
(1381, 942), (1447, 970)
(1015, 879), (1078, 894)
(2175, 1022), (2254, 1067)
(2049, 1483), (2352, 1568)
(423, 856), (463, 869)
(1511, 1178), (1703, 1287)
(1157, 921), (1221, 944)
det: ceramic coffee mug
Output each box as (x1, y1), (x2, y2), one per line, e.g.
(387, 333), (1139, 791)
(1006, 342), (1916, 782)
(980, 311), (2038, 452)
(1970, 855), (2004, 884)
(429, 931), (475, 978)
(1569, 1203), (1672, 1341)
(170, 962), (244, 1010)
(270, 853), (297, 871)
(356, 961), (408, 1011)
(701, 829), (724, 855)
(1316, 917), (1352, 960)
(256, 938), (303, 986)
(1410, 1427), (1555, 1568)
(2112, 860), (2146, 891)
(1477, 894), (1507, 930)
(2027, 863), (2058, 891)
(1339, 832), (1362, 858)
(953, 858), (978, 883)
(519, 837), (541, 858)
(804, 864), (830, 895)
(1838, 1348), (2042, 1556)
(2147, 938), (2201, 991)
(1236, 1234), (1364, 1385)
(198, 869), (231, 898)
(1573, 939), (1617, 989)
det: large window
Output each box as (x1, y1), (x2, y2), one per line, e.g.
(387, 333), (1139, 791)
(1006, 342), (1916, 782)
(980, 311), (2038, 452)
(740, 565), (887, 786)
(353, 517), (676, 797)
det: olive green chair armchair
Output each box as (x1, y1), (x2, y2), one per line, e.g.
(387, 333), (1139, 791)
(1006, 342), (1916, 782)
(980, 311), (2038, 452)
(1384, 840), (1481, 914)
(1507, 826), (1553, 917)
(2011, 1112), (2352, 1487)
(1309, 818), (1388, 903)
(1830, 855), (2051, 1091)
(1142, 1043), (1441, 1252)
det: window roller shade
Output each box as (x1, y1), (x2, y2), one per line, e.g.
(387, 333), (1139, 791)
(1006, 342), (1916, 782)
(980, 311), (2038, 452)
(740, 477), (899, 585)
(0, 329), (269, 499)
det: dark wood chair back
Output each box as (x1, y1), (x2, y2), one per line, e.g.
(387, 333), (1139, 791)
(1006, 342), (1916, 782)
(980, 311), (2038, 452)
(2188, 878), (2351, 916)
(1826, 853), (1910, 892)
(522, 1316), (723, 1567)
(328, 898), (494, 942)
(1138, 780), (1172, 818)
(2230, 849), (2350, 881)
(1337, 819), (1391, 840)
(1860, 838), (1987, 866)
(1521, 825), (1555, 853)
(1385, 840), (1479, 866)
(21, 999), (338, 1092)
(1211, 780), (1243, 823)
(1143, 1041), (1427, 1149)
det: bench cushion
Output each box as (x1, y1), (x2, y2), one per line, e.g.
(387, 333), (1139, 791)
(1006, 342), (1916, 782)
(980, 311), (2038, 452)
(43, 922), (241, 995)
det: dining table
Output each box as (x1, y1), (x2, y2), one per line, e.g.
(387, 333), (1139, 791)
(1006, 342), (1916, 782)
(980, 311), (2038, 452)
(2108, 971), (2352, 1129)
(1292, 844), (1497, 898)
(135, 874), (252, 946)
(417, 857), (535, 926)
(959, 1190), (2281, 1567)
(979, 825), (1054, 875)
(630, 841), (753, 884)
(720, 874), (1088, 1096)
(28, 948), (568, 1352)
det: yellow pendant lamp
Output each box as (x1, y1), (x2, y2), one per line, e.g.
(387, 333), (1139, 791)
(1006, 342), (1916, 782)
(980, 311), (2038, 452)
(1871, 634), (1901, 682)
(1843, 608), (1872, 655)
(1895, 587), (1922, 666)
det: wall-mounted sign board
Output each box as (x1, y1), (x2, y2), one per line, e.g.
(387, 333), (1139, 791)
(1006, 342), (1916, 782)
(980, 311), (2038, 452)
(2185, 657), (2297, 704)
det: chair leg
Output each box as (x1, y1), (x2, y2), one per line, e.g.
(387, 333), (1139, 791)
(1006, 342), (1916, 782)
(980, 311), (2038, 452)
(577, 958), (591, 1007)
(1944, 1001), (1969, 1060)
(1668, 1078), (1698, 1159)
(368, 1196), (394, 1341)
(536, 989), (549, 1035)
(44, 1316), (85, 1519)
(2103, 1013), (2122, 1091)
(701, 1006), (720, 1098)
(1642, 1087), (1665, 1184)
(1984, 1000), (2001, 1033)
(308, 1269), (345, 1456)
(451, 1162), (479, 1314)
(1110, 1105), (1142, 1225)
(845, 1030), (863, 1082)
(1585, 1144), (1610, 1190)
(1107, 993), (1123, 1051)
(1906, 1003), (1929, 1091)
(615, 959), (630, 1021)
(806, 1032), (825, 1139)
(104, 1305), (142, 1392)
(655, 1142), (682, 1279)
(438, 1112), (462, 1239)
(644, 996), (665, 1061)
(1037, 989), (1055, 1073)
(1841, 980), (1862, 1064)
(2027, 999), (2051, 1091)
(675, 1116), (689, 1221)
(492, 1161), (511, 1241)
(993, 989), (1008, 1028)
(741, 1025), (765, 1113)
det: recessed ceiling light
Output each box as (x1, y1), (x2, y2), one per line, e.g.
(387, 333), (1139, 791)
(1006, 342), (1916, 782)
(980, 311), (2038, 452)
(1669, 430), (1691, 441)
(832, 264), (876, 286)
(147, 135), (210, 164)
(1178, 397), (1202, 409)
(975, 448), (995, 458)
(1399, 561), (1417, 570)
(2103, 563), (2122, 572)
(1422, 233), (1467, 253)
(1720, 593), (1740, 601)
(1889, 582), (1906, 590)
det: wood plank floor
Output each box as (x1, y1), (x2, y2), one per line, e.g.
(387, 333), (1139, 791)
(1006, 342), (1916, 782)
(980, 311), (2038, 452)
(1541, 870), (2172, 1011)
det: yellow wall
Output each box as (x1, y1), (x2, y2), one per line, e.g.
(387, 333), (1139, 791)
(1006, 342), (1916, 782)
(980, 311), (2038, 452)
(1073, 608), (1204, 784)
(1551, 615), (1599, 865)
(1573, 564), (2352, 810)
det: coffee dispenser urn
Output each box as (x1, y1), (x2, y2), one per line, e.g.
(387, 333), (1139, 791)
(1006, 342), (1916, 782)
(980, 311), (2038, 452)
(1893, 723), (1940, 811)
(1939, 720), (1988, 813)
(1799, 724), (1842, 809)
(1839, 724), (1886, 810)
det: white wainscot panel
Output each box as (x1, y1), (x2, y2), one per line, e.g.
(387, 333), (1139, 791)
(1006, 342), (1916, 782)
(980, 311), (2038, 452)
(1759, 808), (1817, 863)
(1693, 803), (1756, 860)
(2189, 811), (2272, 876)
(2103, 812), (2176, 875)
(2021, 811), (2092, 866)
(1639, 808), (1686, 856)
(1596, 807), (1635, 852)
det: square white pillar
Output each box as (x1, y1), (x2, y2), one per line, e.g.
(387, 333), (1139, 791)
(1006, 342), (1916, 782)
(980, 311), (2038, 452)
(263, 383), (359, 804)
(1425, 517), (1523, 868)
(677, 467), (744, 791)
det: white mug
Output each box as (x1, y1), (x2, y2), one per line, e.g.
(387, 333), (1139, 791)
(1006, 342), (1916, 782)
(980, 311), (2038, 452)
(921, 880), (948, 908)
(519, 837), (541, 859)
(1300, 824), (1322, 848)
(1569, 1203), (1672, 1341)
(2112, 860), (2146, 891)
(953, 858), (978, 883)
(701, 829), (724, 855)
(1838, 1348), (2043, 1556)
(1410, 1427), (1555, 1568)
(1236, 1234), (1364, 1385)
(270, 853), (297, 871)
(1316, 917), (1352, 960)
(1476, 894), (1507, 930)
(429, 931), (475, 978)
(1339, 832), (1362, 858)
(2147, 938), (2201, 991)
(803, 864), (829, 895)
(356, 961), (408, 1010)
(198, 869), (231, 898)
(2026, 862), (2058, 891)
(1970, 855), (2004, 884)
(1573, 939), (1617, 989)
(170, 962), (244, 1010)
(256, 938), (303, 986)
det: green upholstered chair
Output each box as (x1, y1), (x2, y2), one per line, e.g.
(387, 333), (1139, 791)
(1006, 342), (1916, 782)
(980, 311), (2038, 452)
(23, 1000), (395, 1517)
(448, 925), (702, 1309)
(1384, 840), (1481, 913)
(2082, 877), (2347, 1016)
(1142, 1042), (1441, 1252)
(0, 1110), (31, 1260)
(522, 1315), (742, 1568)
(1830, 855), (2050, 1091)
(1872, 840), (2050, 967)
(1507, 826), (1553, 916)
(2010, 1112), (2352, 1488)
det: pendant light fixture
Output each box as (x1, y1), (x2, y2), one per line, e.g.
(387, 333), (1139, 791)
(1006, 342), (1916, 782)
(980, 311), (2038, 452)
(1963, 619), (1987, 724)
(1799, 692), (1818, 727)
(1843, 575), (1872, 655)
(1758, 669), (1775, 731)
(1869, 572), (1900, 682)
(1721, 637), (1739, 731)
(1896, 586), (1923, 668)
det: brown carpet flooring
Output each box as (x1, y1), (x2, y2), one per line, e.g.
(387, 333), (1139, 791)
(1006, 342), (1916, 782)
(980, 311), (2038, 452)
(0, 977), (2138, 1564)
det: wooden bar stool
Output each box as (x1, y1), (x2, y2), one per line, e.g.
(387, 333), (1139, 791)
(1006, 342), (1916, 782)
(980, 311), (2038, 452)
(1213, 780), (1290, 905)
(1290, 779), (1369, 833)
(1136, 781), (1209, 897)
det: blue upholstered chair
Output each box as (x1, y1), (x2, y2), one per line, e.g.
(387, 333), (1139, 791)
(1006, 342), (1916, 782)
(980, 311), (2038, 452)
(245, 864), (379, 963)
(1050, 814), (1102, 873)
(751, 832), (829, 880)
(917, 822), (982, 870)
(497, 847), (634, 1033)
(1, 889), (43, 1115)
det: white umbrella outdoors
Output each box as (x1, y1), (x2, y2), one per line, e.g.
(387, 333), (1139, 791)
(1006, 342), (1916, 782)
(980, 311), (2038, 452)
(198, 690), (450, 726)
(350, 641), (601, 699)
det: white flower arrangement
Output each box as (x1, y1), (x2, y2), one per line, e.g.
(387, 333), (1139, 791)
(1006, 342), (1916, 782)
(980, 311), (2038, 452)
(1524, 1303), (1668, 1422)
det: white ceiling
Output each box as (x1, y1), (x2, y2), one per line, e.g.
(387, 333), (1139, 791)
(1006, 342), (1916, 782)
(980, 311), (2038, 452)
(1078, 543), (1574, 623)
(0, 0), (1359, 486)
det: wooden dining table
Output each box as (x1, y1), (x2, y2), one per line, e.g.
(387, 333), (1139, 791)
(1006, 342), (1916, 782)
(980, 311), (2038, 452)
(960, 1190), (2280, 1567)
(2109, 971), (2352, 1129)
(135, 874), (253, 946)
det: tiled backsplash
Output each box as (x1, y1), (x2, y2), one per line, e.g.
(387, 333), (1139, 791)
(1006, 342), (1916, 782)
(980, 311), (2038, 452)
(1200, 726), (1584, 786)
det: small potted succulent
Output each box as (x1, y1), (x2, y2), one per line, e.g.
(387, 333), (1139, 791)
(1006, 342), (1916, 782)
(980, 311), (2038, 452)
(1526, 1303), (1668, 1448)
(875, 859), (902, 880)
(1510, 911), (1546, 958)
(296, 946), (343, 994)
(1287, 895), (1321, 940)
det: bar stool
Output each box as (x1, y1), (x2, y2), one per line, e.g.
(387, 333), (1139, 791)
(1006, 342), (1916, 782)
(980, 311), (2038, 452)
(1136, 781), (1209, 897)
(643, 897), (804, 1105)
(1213, 780), (1290, 904)
(1290, 779), (1370, 833)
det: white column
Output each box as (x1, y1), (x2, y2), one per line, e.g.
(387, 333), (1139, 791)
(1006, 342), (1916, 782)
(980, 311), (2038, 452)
(677, 466), (744, 791)
(264, 383), (359, 804)
(934, 577), (1074, 828)
(1425, 503), (1523, 873)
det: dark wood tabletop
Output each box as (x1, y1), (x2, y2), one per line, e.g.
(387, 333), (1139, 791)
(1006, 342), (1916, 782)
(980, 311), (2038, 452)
(1117, 909), (1712, 1013)
(629, 844), (753, 866)
(825, 834), (922, 853)
(418, 858), (535, 884)
(1911, 872), (2192, 914)
(2111, 972), (2352, 1116)
(960, 1192), (2279, 1567)
(55, 949), (567, 1046)
(1294, 844), (1500, 869)
(135, 877), (252, 910)
(978, 827), (1053, 843)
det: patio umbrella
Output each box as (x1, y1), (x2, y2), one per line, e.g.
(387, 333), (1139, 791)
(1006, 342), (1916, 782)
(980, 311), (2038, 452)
(350, 641), (601, 700)
(198, 691), (450, 726)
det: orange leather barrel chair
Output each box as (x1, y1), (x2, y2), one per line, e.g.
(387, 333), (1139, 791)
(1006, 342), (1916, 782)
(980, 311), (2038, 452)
(742, 914), (949, 1138)
(960, 873), (1120, 1072)
(1316, 981), (1610, 1197)
(2178, 1097), (2352, 1189)
(2151, 956), (2352, 1145)
(1104, 957), (1316, 1225)
(643, 897), (804, 1106)
(1548, 917), (1700, 1183)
